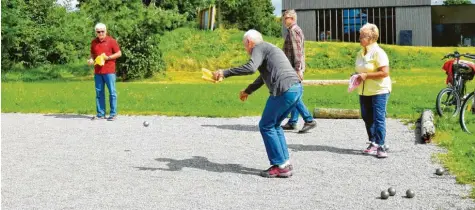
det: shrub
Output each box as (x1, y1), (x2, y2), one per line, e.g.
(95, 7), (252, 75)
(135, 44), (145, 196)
(1, 0), (91, 70)
(79, 0), (187, 80)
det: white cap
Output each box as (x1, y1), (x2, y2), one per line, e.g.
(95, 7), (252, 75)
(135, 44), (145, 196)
(95, 23), (106, 31)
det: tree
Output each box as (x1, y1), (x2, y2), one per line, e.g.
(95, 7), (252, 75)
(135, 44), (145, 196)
(142, 0), (280, 36)
(1, 0), (91, 69)
(443, 0), (471, 5)
(220, 0), (280, 37)
(144, 0), (211, 21)
(79, 0), (187, 80)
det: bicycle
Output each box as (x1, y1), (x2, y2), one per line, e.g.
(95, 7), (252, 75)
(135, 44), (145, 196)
(458, 54), (475, 134)
(435, 52), (475, 117)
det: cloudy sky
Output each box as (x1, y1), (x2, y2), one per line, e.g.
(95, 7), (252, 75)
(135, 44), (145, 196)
(272, 0), (282, 16)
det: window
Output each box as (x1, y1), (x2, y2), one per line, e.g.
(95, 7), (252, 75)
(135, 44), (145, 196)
(316, 7), (396, 44)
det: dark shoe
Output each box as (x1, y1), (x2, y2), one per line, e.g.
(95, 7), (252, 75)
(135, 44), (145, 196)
(281, 123), (297, 130)
(91, 116), (105, 120)
(298, 120), (317, 133)
(260, 165), (293, 178)
(107, 116), (117, 121)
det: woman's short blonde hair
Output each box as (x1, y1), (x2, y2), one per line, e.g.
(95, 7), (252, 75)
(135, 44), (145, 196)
(283, 9), (297, 21)
(359, 23), (379, 42)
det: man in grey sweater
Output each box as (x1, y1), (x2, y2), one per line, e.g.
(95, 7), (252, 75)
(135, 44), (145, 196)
(213, 29), (303, 178)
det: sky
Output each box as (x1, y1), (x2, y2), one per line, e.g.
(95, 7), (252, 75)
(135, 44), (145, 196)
(272, 0), (282, 16)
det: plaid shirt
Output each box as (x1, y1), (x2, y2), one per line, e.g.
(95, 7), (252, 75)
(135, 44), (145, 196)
(284, 23), (305, 72)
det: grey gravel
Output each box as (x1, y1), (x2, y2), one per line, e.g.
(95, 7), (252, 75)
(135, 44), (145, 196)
(1, 113), (474, 210)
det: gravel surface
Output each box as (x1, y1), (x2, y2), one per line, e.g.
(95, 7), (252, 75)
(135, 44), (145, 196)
(2, 113), (474, 210)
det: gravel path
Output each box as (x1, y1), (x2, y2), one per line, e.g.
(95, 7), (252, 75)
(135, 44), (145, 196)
(1, 113), (474, 210)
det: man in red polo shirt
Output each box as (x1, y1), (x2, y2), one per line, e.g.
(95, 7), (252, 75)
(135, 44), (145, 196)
(87, 23), (122, 121)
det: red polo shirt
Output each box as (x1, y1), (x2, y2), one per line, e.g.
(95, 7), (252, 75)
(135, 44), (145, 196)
(90, 36), (120, 74)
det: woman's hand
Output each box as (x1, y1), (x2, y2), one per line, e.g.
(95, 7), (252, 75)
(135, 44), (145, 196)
(359, 72), (368, 81)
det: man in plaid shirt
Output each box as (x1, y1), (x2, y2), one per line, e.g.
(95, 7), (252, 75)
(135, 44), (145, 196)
(281, 10), (317, 133)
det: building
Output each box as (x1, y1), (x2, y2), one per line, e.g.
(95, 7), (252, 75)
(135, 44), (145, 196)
(282, 0), (475, 46)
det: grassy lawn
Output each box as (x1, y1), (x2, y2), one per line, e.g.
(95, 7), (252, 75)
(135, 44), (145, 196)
(2, 68), (464, 118)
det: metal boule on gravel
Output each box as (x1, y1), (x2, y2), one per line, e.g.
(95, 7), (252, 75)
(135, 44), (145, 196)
(388, 187), (396, 196)
(381, 191), (390, 199)
(143, 121), (150, 127)
(384, 145), (389, 151)
(435, 168), (444, 176)
(406, 189), (415, 198)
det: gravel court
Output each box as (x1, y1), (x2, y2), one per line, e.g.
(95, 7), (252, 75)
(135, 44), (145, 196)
(1, 113), (474, 210)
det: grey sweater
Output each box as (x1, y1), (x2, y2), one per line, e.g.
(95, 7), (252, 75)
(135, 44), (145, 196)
(222, 42), (300, 96)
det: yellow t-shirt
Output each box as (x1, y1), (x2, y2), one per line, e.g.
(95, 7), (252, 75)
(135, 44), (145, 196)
(355, 43), (391, 96)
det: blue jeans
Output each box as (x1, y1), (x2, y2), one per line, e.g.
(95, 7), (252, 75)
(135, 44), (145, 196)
(287, 90), (313, 125)
(259, 83), (302, 165)
(94, 74), (117, 117)
(359, 93), (389, 146)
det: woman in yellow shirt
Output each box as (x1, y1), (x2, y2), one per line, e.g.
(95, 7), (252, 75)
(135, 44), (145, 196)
(355, 23), (391, 158)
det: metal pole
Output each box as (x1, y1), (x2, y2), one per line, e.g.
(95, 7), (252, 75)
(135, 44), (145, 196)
(366, 8), (369, 23)
(342, 9), (344, 42)
(330, 9), (332, 41)
(323, 10), (326, 41)
(353, 9), (356, 42)
(336, 9), (338, 41)
(392, 7), (395, 44)
(385, 8), (388, 44)
(347, 9), (350, 42)
(379, 7), (381, 42)
(372, 8), (375, 24)
(317, 10), (320, 41)
(359, 8), (362, 39)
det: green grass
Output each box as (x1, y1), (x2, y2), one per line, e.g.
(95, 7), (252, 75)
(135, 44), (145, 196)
(1, 62), (94, 82)
(157, 27), (475, 74)
(3, 67), (468, 118)
(433, 118), (475, 198)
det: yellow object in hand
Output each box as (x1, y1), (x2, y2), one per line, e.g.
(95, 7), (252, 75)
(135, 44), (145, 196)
(94, 53), (106, 66)
(201, 68), (222, 83)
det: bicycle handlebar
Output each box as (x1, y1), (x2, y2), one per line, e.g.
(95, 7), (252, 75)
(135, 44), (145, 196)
(442, 51), (475, 60)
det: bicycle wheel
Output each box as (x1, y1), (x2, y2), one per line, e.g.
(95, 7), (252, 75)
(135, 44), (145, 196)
(436, 87), (461, 117)
(460, 92), (475, 134)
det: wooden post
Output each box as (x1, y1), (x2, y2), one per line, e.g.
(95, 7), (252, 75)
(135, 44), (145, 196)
(302, 80), (396, 86)
(302, 80), (349, 86)
(313, 108), (361, 119)
(420, 109), (436, 143)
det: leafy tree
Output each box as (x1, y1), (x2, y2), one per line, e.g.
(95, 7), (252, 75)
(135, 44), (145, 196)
(141, 0), (280, 36)
(79, 0), (187, 80)
(220, 0), (280, 37)
(1, 0), (91, 69)
(143, 0), (210, 21)
(2, 0), (42, 69)
(443, 0), (471, 5)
